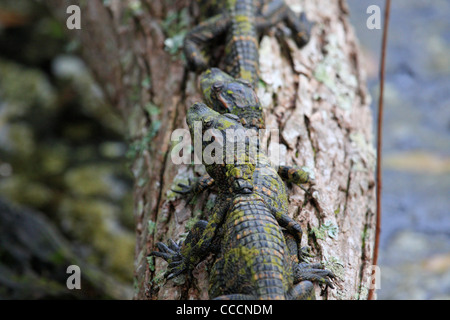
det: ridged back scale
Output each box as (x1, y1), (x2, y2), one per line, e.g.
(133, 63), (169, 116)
(224, 0), (259, 86)
(209, 193), (293, 299)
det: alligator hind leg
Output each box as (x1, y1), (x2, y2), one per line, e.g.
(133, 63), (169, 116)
(283, 231), (313, 265)
(284, 9), (313, 47)
(257, 0), (313, 47)
(272, 209), (304, 260)
(287, 280), (315, 300)
(284, 232), (336, 289)
(278, 165), (315, 186)
(151, 220), (208, 279)
(184, 14), (231, 71)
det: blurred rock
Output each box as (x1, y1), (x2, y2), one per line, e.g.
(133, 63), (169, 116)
(0, 197), (132, 299)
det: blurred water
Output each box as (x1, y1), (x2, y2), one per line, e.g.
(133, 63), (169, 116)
(347, 0), (450, 299)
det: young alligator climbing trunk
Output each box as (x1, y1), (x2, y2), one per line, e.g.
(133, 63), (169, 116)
(152, 103), (334, 299)
(184, 0), (312, 87)
(179, 0), (314, 204)
(175, 69), (316, 243)
(224, 0), (259, 86)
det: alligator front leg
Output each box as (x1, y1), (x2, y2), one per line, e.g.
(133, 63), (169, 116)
(257, 0), (313, 47)
(175, 166), (313, 204)
(184, 13), (231, 72)
(150, 221), (207, 279)
(173, 168), (313, 210)
(151, 196), (230, 279)
(277, 165), (315, 186)
(173, 174), (215, 204)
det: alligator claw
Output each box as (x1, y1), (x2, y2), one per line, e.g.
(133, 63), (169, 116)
(156, 242), (175, 254)
(172, 179), (196, 203)
(172, 183), (192, 194)
(298, 246), (315, 263)
(151, 250), (171, 261)
(166, 267), (186, 281)
(298, 184), (314, 196)
(168, 260), (183, 268)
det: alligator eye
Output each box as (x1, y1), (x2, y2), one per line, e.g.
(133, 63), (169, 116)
(212, 81), (224, 93)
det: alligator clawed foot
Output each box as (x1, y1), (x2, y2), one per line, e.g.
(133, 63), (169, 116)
(295, 262), (336, 289)
(171, 178), (196, 204)
(150, 239), (189, 279)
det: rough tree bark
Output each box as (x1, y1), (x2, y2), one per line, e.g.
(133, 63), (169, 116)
(48, 0), (376, 300)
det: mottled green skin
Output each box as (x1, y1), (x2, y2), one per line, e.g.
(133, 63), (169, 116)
(152, 105), (334, 299)
(200, 68), (265, 129)
(176, 68), (314, 216)
(155, 1), (327, 299)
(184, 0), (312, 87)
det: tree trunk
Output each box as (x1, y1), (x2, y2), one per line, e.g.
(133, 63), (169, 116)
(48, 0), (376, 300)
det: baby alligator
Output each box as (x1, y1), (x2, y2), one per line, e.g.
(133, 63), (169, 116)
(184, 0), (313, 87)
(175, 69), (315, 238)
(152, 104), (334, 299)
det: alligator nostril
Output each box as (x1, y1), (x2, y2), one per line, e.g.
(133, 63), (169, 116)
(241, 188), (252, 194)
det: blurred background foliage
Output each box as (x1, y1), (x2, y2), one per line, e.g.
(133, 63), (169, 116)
(0, 0), (134, 299)
(0, 0), (448, 299)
